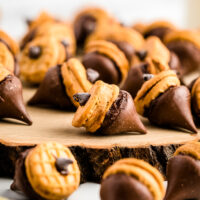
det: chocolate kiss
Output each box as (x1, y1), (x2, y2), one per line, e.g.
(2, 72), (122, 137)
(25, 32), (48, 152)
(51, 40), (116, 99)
(0, 75), (32, 125)
(164, 155), (200, 200)
(28, 65), (75, 110)
(82, 52), (121, 84)
(147, 86), (197, 133)
(100, 174), (153, 200)
(120, 63), (148, 98)
(101, 90), (147, 134)
(136, 50), (147, 61)
(86, 68), (100, 83)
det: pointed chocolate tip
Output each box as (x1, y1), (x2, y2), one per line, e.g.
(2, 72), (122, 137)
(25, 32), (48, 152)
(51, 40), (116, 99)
(73, 93), (91, 106)
(86, 68), (100, 83)
(148, 86), (197, 134)
(100, 90), (147, 135)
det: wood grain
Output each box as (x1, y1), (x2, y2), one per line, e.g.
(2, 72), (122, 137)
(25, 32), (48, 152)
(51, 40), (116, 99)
(0, 86), (199, 182)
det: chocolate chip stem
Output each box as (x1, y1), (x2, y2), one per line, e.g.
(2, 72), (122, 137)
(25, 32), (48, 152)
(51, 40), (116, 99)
(136, 50), (147, 60)
(55, 157), (73, 176)
(86, 68), (100, 83)
(73, 93), (91, 106)
(143, 74), (154, 81)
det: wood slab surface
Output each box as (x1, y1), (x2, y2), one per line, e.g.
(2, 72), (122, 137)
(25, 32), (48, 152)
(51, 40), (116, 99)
(0, 83), (199, 182)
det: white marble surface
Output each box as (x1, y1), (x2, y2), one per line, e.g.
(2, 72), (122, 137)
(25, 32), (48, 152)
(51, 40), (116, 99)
(0, 178), (100, 200)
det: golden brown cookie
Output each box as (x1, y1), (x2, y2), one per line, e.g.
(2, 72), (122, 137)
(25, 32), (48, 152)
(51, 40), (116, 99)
(174, 142), (200, 159)
(72, 80), (119, 132)
(86, 25), (144, 50)
(25, 142), (80, 200)
(21, 21), (76, 56)
(61, 58), (93, 107)
(0, 42), (15, 73)
(28, 11), (55, 30)
(85, 40), (129, 83)
(134, 70), (180, 115)
(0, 63), (11, 82)
(102, 158), (165, 200)
(191, 77), (200, 118)
(164, 30), (200, 49)
(0, 29), (19, 55)
(19, 36), (66, 84)
(132, 22), (147, 35)
(132, 36), (170, 74)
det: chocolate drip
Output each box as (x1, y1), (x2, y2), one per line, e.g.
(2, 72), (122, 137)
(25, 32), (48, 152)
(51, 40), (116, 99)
(100, 174), (153, 200)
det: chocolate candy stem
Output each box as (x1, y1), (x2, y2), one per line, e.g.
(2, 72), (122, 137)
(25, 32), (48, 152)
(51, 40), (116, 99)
(73, 93), (91, 106)
(143, 74), (154, 81)
(136, 50), (147, 60)
(55, 157), (73, 176)
(29, 46), (41, 59)
(86, 68), (100, 83)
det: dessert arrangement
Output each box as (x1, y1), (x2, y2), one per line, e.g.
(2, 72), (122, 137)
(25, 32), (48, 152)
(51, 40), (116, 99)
(0, 6), (200, 200)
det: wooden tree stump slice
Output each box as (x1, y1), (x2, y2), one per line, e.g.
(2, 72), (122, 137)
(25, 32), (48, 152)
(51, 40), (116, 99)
(0, 87), (199, 183)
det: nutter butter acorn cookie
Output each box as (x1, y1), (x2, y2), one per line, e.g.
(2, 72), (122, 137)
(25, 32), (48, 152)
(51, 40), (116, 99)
(11, 142), (80, 200)
(100, 158), (165, 200)
(0, 30), (19, 76)
(19, 36), (67, 84)
(164, 30), (200, 75)
(83, 40), (129, 85)
(20, 21), (76, 56)
(189, 76), (200, 123)
(73, 7), (115, 46)
(164, 142), (200, 200)
(0, 64), (32, 125)
(72, 80), (147, 134)
(28, 58), (99, 109)
(143, 20), (176, 41)
(86, 25), (145, 62)
(134, 70), (197, 133)
(121, 36), (180, 98)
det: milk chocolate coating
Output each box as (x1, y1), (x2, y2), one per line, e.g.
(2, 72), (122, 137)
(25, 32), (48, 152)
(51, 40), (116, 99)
(11, 149), (46, 200)
(82, 52), (121, 84)
(74, 15), (96, 45)
(109, 40), (135, 62)
(99, 90), (147, 134)
(0, 75), (32, 125)
(120, 63), (147, 98)
(28, 65), (75, 110)
(144, 27), (172, 41)
(147, 86), (197, 133)
(167, 40), (200, 75)
(169, 52), (181, 77)
(100, 174), (153, 200)
(164, 155), (200, 200)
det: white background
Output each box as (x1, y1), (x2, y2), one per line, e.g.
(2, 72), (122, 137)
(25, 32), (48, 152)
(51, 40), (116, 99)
(1, 0), (200, 39)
